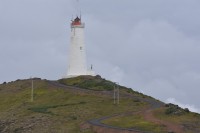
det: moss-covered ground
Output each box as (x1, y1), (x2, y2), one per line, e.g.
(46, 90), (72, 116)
(102, 114), (166, 133)
(0, 77), (147, 133)
(153, 107), (200, 133)
(0, 76), (200, 133)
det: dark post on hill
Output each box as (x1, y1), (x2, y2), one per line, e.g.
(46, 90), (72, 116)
(113, 82), (119, 105)
(31, 77), (34, 102)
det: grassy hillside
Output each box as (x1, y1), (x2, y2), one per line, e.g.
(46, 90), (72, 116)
(0, 76), (200, 133)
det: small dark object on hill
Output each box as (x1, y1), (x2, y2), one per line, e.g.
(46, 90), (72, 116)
(3, 82), (6, 84)
(80, 101), (86, 104)
(95, 75), (102, 79)
(133, 99), (140, 102)
(32, 78), (41, 80)
(184, 108), (190, 113)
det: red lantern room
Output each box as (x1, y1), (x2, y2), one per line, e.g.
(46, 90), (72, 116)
(71, 17), (81, 26)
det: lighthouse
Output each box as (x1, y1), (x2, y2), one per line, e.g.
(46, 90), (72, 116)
(66, 16), (95, 78)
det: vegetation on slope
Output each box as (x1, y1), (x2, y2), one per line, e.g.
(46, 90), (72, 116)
(102, 114), (166, 133)
(0, 76), (200, 133)
(58, 75), (152, 100)
(59, 75), (114, 91)
(154, 105), (200, 133)
(0, 77), (148, 133)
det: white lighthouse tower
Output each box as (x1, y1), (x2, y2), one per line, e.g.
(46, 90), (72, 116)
(66, 16), (95, 78)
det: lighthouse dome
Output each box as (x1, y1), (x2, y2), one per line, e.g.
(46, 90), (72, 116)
(72, 17), (81, 26)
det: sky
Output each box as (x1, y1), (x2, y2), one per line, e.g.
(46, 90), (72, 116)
(1, 0), (200, 113)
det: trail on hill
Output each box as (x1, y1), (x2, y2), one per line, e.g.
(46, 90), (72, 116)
(49, 81), (183, 133)
(87, 97), (183, 133)
(87, 99), (160, 133)
(144, 109), (183, 133)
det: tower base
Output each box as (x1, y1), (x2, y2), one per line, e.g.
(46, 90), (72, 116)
(63, 70), (96, 79)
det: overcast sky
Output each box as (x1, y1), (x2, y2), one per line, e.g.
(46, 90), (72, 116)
(1, 0), (200, 112)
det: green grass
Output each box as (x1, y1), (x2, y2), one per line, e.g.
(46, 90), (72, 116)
(0, 78), (148, 133)
(59, 75), (115, 91)
(154, 107), (200, 132)
(102, 114), (167, 133)
(1, 76), (199, 133)
(58, 75), (152, 100)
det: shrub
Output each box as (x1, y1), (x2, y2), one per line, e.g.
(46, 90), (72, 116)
(165, 103), (189, 115)
(70, 115), (78, 120)
(184, 108), (190, 113)
(133, 99), (140, 102)
(165, 106), (177, 115)
(59, 76), (114, 91)
(80, 101), (86, 104)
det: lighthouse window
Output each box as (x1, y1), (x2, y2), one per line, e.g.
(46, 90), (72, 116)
(80, 47), (82, 50)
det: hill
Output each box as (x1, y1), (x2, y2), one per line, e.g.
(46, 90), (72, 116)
(0, 75), (200, 133)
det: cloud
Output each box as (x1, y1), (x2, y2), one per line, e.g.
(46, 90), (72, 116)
(109, 66), (125, 83)
(166, 98), (200, 113)
(114, 19), (200, 110)
(84, 8), (200, 110)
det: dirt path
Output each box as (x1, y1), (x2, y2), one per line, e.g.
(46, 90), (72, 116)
(49, 81), (184, 133)
(87, 98), (184, 133)
(87, 113), (147, 133)
(143, 109), (184, 133)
